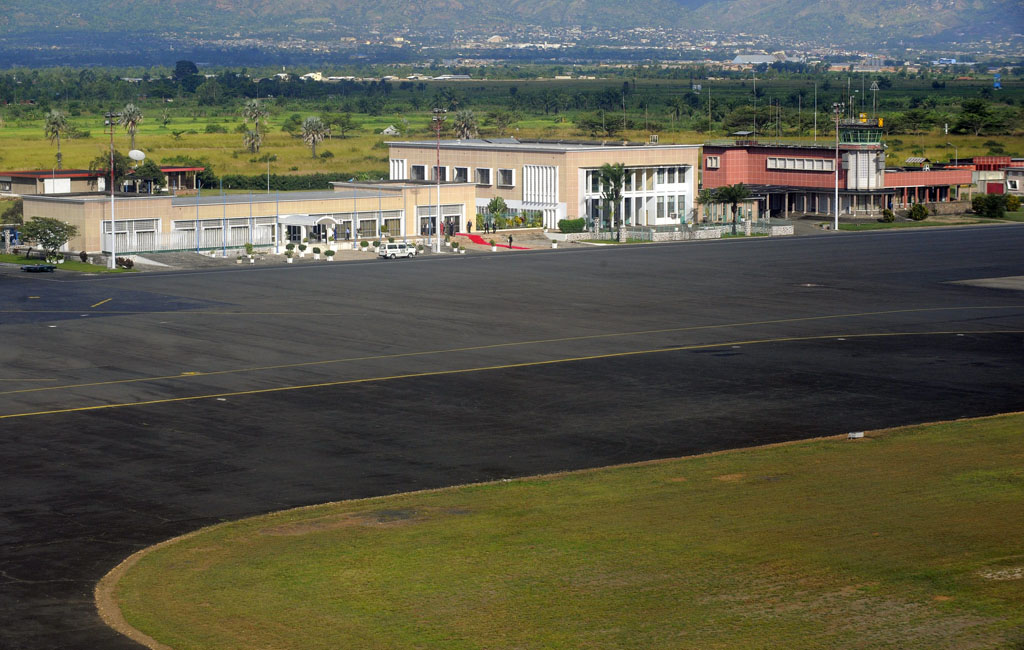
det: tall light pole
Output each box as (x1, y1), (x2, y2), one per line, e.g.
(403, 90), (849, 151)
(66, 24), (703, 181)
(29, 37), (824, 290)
(947, 142), (958, 166)
(431, 108), (446, 254)
(833, 102), (844, 232)
(104, 111), (121, 269)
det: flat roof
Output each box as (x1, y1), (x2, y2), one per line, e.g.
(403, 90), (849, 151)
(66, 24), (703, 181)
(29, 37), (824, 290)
(388, 137), (699, 153)
(0, 169), (103, 179)
(172, 189), (381, 207)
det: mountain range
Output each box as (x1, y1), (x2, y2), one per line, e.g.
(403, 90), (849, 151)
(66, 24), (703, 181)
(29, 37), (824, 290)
(1, 0), (1021, 47)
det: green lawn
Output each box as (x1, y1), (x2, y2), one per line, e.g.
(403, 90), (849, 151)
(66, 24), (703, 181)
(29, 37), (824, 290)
(0, 253), (130, 272)
(838, 220), (983, 231)
(111, 414), (1024, 649)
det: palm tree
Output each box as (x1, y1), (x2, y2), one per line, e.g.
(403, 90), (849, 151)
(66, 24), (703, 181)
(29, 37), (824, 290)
(301, 116), (329, 158)
(44, 109), (68, 169)
(119, 103), (144, 150)
(714, 183), (752, 235)
(599, 162), (627, 230)
(243, 129), (263, 154)
(452, 110), (479, 139)
(693, 188), (716, 224)
(242, 99), (268, 134)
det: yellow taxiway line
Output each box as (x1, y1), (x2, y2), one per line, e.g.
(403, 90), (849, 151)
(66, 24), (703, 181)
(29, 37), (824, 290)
(1, 329), (1021, 421)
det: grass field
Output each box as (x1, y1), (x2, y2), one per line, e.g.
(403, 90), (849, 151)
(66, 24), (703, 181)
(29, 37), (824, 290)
(109, 414), (1024, 649)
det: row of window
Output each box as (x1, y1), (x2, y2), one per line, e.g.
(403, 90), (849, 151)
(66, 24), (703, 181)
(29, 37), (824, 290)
(706, 155), (835, 172)
(767, 157), (835, 172)
(586, 166), (690, 194)
(408, 164), (514, 187)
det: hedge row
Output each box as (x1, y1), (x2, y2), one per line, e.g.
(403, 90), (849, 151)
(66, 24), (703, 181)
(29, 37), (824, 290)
(218, 172), (384, 192)
(558, 218), (586, 233)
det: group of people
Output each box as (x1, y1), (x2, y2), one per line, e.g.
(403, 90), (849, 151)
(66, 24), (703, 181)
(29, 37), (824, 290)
(482, 221), (500, 234)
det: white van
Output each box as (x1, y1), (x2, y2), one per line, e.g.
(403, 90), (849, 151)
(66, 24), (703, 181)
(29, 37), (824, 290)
(378, 242), (416, 259)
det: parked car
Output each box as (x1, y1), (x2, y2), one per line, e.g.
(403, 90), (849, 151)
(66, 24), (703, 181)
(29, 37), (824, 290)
(378, 242), (415, 259)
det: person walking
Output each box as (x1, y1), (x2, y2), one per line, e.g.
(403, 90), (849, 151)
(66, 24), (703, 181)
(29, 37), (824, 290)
(507, 234), (513, 249)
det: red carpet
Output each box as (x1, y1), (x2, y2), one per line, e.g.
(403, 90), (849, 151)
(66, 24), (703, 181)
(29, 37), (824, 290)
(459, 233), (530, 249)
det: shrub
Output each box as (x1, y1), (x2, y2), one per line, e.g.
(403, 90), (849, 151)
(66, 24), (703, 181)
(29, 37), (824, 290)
(908, 203), (928, 221)
(79, 250), (88, 262)
(360, 240), (369, 248)
(313, 247), (321, 254)
(298, 244), (307, 252)
(325, 249), (335, 257)
(286, 243), (295, 251)
(558, 217), (586, 233)
(204, 123), (228, 134)
(320, 150), (334, 158)
(972, 194), (1007, 219)
(1006, 194), (1021, 212)
(244, 242), (254, 255)
(372, 240), (380, 247)
(881, 209), (895, 223)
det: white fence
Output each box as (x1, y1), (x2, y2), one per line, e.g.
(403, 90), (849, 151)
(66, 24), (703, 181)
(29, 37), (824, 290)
(102, 223), (277, 254)
(102, 217), (277, 254)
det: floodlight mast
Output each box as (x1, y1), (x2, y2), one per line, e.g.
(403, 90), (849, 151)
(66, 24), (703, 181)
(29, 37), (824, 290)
(104, 112), (121, 269)
(431, 108), (447, 254)
(833, 102), (844, 232)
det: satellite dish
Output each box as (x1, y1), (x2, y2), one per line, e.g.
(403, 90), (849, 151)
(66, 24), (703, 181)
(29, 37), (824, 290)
(128, 149), (146, 161)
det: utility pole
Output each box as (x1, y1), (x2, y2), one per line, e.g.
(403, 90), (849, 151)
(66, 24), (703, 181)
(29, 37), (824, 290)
(104, 111), (121, 269)
(431, 108), (446, 254)
(833, 102), (845, 232)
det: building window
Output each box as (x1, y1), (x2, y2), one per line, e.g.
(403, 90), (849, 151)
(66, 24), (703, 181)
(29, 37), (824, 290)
(475, 168), (491, 185)
(498, 168), (514, 187)
(667, 167), (676, 184)
(657, 168), (666, 185)
(624, 171), (633, 192)
(767, 157), (834, 172)
(410, 165), (426, 181)
(590, 171), (600, 193)
(432, 166), (447, 182)
(1008, 179), (1019, 191)
(453, 166), (469, 183)
(705, 156), (720, 169)
(0, 181), (11, 192)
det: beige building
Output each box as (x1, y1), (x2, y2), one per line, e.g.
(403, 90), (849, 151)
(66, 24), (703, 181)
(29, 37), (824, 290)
(21, 181), (475, 255)
(387, 138), (701, 229)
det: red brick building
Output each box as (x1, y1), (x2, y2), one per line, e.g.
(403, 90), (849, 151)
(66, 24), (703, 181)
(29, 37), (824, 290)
(702, 118), (972, 219)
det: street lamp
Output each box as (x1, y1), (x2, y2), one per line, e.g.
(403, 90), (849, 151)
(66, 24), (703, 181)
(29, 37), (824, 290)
(431, 108), (447, 254)
(947, 142), (958, 166)
(104, 111), (122, 269)
(832, 102), (844, 232)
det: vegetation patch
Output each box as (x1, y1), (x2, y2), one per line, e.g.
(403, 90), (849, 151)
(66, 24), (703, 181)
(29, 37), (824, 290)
(110, 414), (1024, 649)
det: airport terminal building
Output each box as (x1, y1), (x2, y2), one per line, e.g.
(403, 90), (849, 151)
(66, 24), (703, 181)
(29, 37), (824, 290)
(387, 138), (701, 229)
(21, 181), (476, 255)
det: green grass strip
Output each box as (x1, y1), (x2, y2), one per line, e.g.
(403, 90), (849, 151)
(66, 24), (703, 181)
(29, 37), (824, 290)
(110, 414), (1024, 649)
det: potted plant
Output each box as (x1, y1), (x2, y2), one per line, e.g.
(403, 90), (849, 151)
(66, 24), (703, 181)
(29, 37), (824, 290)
(416, 243), (424, 253)
(236, 254), (243, 264)
(285, 250), (294, 263)
(360, 240), (369, 251)
(489, 239), (497, 252)
(325, 249), (335, 261)
(551, 240), (558, 249)
(298, 243), (307, 258)
(286, 242), (295, 254)
(451, 241), (460, 252)
(244, 242), (255, 259)
(313, 246), (321, 260)
(372, 239), (381, 252)
(388, 236), (395, 243)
